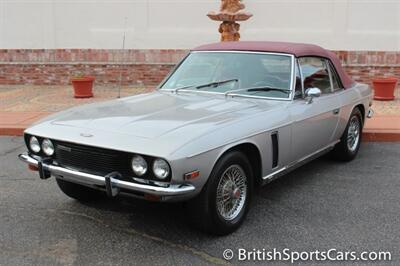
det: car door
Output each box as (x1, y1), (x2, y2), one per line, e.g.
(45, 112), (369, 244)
(289, 57), (341, 162)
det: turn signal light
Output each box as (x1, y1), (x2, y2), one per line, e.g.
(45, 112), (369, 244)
(184, 170), (200, 180)
(144, 194), (161, 202)
(28, 164), (38, 171)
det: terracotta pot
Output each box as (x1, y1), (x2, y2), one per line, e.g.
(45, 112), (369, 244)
(372, 77), (397, 101)
(71, 76), (95, 98)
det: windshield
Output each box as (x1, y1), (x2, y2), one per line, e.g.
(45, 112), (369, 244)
(160, 52), (293, 99)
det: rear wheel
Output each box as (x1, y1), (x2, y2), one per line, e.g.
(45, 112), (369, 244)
(331, 108), (363, 161)
(56, 178), (103, 202)
(186, 151), (253, 235)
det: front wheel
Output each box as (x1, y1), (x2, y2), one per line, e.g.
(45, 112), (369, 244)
(186, 151), (253, 235)
(331, 108), (363, 161)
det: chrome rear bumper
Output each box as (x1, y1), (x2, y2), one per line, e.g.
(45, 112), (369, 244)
(18, 153), (195, 198)
(367, 108), (374, 118)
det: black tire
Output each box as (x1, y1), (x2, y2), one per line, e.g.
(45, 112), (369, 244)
(186, 151), (253, 235)
(331, 108), (363, 161)
(56, 178), (103, 202)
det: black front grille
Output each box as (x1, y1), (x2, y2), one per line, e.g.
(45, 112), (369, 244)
(54, 141), (134, 180)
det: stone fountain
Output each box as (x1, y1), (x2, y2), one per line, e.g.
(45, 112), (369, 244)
(207, 0), (253, 42)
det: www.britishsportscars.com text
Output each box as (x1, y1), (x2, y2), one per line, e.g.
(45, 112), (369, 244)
(222, 248), (392, 263)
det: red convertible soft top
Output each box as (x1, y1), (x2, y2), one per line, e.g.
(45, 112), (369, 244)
(193, 41), (354, 89)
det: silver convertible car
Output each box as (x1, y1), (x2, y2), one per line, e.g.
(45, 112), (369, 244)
(19, 41), (373, 235)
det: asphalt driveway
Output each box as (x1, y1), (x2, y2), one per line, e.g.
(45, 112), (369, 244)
(0, 136), (399, 265)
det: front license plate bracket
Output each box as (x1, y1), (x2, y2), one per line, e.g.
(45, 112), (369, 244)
(105, 172), (121, 197)
(38, 159), (52, 179)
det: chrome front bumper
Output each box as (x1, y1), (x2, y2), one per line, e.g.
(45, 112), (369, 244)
(18, 153), (195, 198)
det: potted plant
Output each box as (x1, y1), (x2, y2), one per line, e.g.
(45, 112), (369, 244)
(372, 76), (397, 101)
(71, 72), (95, 98)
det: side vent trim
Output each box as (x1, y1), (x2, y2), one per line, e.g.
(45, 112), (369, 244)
(271, 132), (279, 168)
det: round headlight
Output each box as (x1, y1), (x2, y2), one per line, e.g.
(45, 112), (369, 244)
(131, 155), (148, 176)
(29, 136), (41, 153)
(153, 159), (170, 180)
(42, 139), (54, 156)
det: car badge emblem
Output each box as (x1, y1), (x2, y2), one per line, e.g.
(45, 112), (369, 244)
(80, 133), (93, 138)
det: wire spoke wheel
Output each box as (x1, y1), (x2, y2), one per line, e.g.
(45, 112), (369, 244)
(216, 165), (247, 221)
(347, 116), (360, 152)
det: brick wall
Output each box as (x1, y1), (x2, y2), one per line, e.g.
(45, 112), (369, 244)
(0, 64), (174, 86)
(334, 51), (400, 86)
(0, 49), (399, 86)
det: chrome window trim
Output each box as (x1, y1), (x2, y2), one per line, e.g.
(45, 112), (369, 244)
(298, 56), (334, 97)
(325, 59), (335, 93)
(160, 50), (295, 101)
(326, 60), (345, 93)
(289, 54), (296, 100)
(294, 58), (304, 100)
(191, 50), (295, 58)
(161, 89), (293, 101)
(157, 53), (190, 89)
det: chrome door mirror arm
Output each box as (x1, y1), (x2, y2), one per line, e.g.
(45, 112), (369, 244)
(305, 87), (322, 104)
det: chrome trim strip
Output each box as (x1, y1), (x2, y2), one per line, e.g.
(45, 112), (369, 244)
(225, 93), (293, 101)
(291, 140), (339, 166)
(164, 89), (226, 96)
(162, 88), (293, 101)
(326, 58), (335, 93)
(262, 140), (340, 181)
(289, 55), (295, 100)
(262, 166), (287, 180)
(18, 153), (195, 196)
(297, 58), (305, 97)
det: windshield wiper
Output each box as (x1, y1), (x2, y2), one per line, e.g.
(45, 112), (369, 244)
(195, 79), (238, 90)
(174, 79), (239, 93)
(247, 87), (291, 93)
(225, 86), (291, 96)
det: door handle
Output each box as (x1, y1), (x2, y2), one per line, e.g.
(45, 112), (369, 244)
(332, 108), (340, 115)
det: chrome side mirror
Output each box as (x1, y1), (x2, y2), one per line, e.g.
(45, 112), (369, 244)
(305, 87), (321, 104)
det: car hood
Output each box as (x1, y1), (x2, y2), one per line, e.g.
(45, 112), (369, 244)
(49, 91), (268, 138)
(27, 91), (286, 157)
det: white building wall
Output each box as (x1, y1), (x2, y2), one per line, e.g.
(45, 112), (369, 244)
(0, 0), (399, 51)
